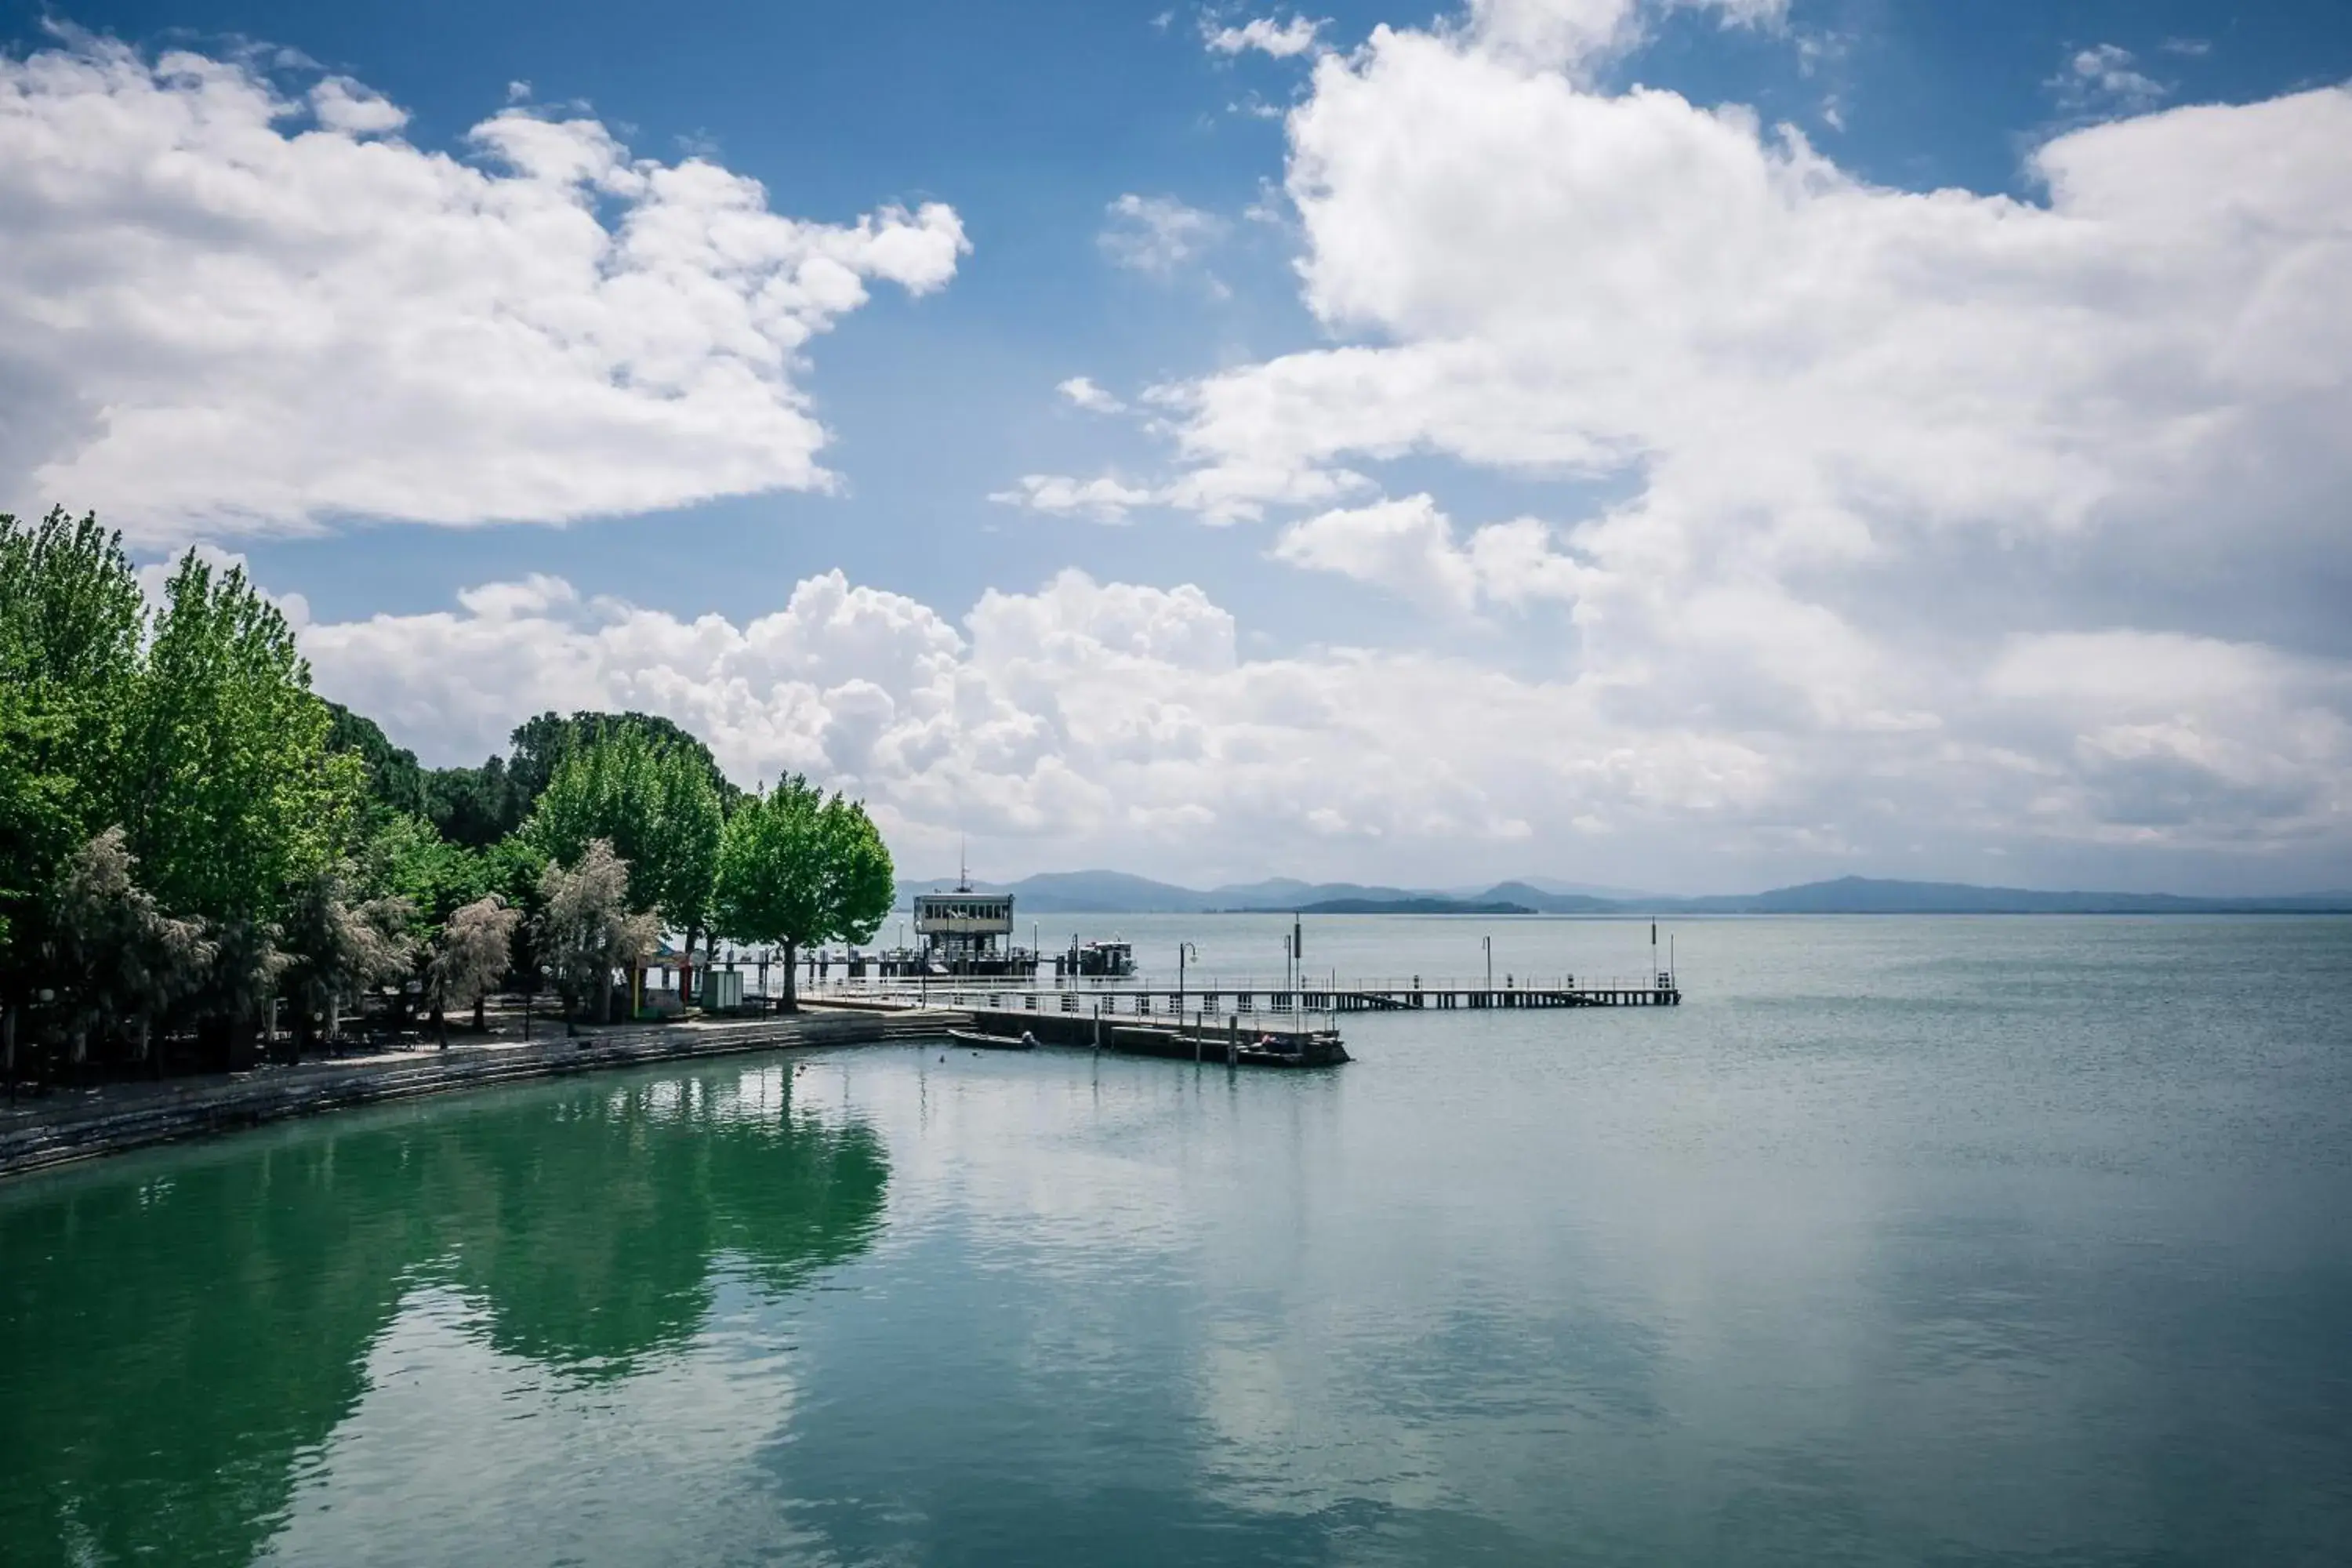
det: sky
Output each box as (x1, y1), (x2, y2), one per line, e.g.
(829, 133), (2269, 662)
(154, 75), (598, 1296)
(2, 0), (2348, 895)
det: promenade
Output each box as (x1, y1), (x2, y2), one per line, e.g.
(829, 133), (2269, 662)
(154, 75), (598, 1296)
(0, 1007), (942, 1180)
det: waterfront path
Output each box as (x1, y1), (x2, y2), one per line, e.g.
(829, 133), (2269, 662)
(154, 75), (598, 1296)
(0, 1007), (949, 1181)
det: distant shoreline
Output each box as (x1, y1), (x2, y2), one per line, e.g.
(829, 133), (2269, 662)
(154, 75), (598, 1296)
(902, 872), (2352, 919)
(1207, 906), (2352, 917)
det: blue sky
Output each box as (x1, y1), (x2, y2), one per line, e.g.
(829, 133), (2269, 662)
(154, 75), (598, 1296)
(3, 0), (2349, 892)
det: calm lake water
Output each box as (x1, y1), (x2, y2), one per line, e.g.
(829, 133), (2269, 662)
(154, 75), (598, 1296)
(4, 915), (2350, 1566)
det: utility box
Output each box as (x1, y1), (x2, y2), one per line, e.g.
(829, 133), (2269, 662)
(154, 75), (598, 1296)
(700, 969), (745, 1012)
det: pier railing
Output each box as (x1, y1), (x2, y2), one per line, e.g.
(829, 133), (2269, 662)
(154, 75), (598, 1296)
(792, 971), (1679, 1012)
(797, 971), (1669, 993)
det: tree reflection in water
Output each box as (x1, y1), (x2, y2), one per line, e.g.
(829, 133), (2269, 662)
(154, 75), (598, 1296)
(0, 1062), (887, 1566)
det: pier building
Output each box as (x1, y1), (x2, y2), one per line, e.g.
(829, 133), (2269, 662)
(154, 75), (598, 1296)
(898, 877), (1039, 977)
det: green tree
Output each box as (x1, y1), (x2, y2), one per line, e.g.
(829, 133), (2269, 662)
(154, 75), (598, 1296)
(525, 726), (720, 1000)
(712, 779), (894, 1011)
(429, 894), (521, 1044)
(50, 828), (214, 1072)
(103, 551), (364, 1062)
(535, 840), (659, 1032)
(122, 551), (359, 950)
(819, 792), (895, 949)
(506, 710), (740, 812)
(278, 866), (412, 1055)
(483, 834), (552, 1033)
(421, 755), (533, 848)
(322, 702), (431, 822)
(0, 510), (147, 1028)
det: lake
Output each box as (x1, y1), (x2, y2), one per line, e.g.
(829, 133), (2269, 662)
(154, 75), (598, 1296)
(4, 914), (2349, 1565)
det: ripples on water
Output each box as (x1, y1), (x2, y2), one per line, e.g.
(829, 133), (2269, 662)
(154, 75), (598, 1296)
(2, 916), (2348, 1565)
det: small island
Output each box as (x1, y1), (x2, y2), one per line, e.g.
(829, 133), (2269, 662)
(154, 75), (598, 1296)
(1274, 897), (1537, 916)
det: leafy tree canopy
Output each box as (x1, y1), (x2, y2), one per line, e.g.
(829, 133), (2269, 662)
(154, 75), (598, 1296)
(509, 711), (742, 816)
(713, 779), (894, 1007)
(1, 510), (146, 955)
(2, 505), (893, 1073)
(525, 726), (721, 938)
(124, 551), (357, 928)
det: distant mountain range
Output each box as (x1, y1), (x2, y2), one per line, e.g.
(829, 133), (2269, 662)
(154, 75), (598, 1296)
(894, 870), (2352, 917)
(1294, 897), (1537, 916)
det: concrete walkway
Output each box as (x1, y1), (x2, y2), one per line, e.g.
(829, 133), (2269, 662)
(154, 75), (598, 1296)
(0, 1007), (956, 1181)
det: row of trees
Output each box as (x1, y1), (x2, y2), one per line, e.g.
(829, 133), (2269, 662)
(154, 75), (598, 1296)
(519, 721), (894, 1022)
(2, 506), (895, 1085)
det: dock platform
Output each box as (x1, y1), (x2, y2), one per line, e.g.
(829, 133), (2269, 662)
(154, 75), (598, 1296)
(826, 978), (1679, 1017)
(955, 1006), (1348, 1068)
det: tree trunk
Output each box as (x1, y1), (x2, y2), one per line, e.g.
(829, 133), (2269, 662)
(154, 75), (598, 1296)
(230, 1007), (260, 1073)
(4, 1004), (16, 1104)
(433, 983), (448, 1050)
(680, 928), (695, 1014)
(472, 995), (487, 1033)
(782, 939), (799, 1014)
(597, 965), (613, 1030)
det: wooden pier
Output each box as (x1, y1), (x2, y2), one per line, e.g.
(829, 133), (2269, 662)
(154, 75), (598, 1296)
(817, 976), (1679, 1018)
(809, 973), (1675, 1048)
(955, 1006), (1348, 1068)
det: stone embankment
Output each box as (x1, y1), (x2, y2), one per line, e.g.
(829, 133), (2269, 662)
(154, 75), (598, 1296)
(0, 1007), (951, 1181)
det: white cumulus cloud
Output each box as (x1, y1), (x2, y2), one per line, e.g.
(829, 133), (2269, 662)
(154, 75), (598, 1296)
(989, 474), (1160, 522)
(1056, 376), (1127, 413)
(2049, 43), (2167, 118)
(292, 564), (2352, 891)
(0, 37), (968, 540)
(1098, 193), (1227, 277)
(1044, 3), (2352, 883)
(1466, 0), (1787, 73)
(1272, 495), (1588, 616)
(1203, 14), (1327, 59)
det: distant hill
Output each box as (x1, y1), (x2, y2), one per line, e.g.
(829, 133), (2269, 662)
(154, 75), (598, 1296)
(1294, 897), (1534, 916)
(1448, 877), (1657, 902)
(1656, 876), (2352, 915)
(1212, 878), (1426, 909)
(1474, 881), (1622, 914)
(897, 869), (2350, 916)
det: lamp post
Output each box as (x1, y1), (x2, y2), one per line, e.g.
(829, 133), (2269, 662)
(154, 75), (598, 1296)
(1178, 942), (1196, 1014)
(1484, 934), (1493, 993)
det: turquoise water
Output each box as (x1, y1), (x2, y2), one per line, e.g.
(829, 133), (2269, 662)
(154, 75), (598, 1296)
(3, 915), (2349, 1565)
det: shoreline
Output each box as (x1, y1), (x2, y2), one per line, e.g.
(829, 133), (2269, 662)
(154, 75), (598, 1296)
(0, 1006), (950, 1182)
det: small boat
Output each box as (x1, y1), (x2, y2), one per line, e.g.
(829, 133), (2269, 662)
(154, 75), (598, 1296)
(946, 1028), (1035, 1051)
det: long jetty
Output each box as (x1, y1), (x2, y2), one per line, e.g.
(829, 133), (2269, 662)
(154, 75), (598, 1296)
(814, 975), (1681, 1015)
(938, 1002), (1348, 1067)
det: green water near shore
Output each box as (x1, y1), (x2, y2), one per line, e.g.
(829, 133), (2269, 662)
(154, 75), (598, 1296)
(3, 916), (2349, 1565)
